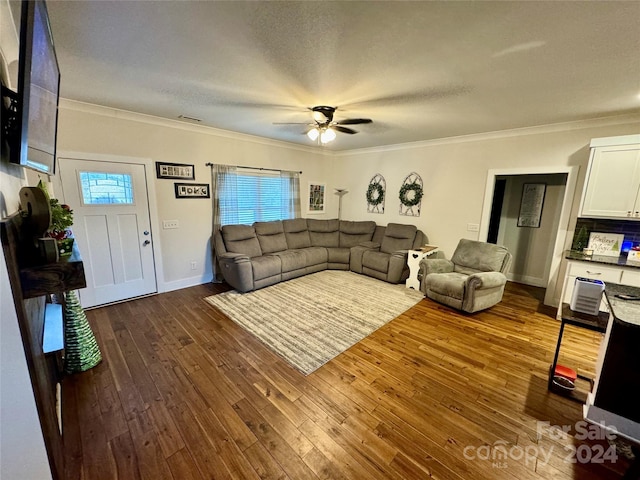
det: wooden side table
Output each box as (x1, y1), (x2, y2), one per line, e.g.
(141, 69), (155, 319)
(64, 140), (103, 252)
(406, 247), (438, 290)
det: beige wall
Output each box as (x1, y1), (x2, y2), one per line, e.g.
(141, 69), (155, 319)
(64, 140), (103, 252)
(56, 102), (334, 290)
(331, 119), (640, 261)
(56, 104), (639, 299)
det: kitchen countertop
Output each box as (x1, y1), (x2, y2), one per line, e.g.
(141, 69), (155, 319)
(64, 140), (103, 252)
(565, 250), (640, 269)
(605, 283), (640, 327)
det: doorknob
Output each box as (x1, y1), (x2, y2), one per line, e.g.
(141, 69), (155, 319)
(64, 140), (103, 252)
(143, 240), (151, 246)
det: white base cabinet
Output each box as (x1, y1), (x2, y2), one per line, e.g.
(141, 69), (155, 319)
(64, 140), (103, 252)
(558, 259), (640, 318)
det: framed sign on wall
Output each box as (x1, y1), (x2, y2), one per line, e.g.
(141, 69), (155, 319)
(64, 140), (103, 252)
(156, 162), (195, 180)
(174, 183), (210, 198)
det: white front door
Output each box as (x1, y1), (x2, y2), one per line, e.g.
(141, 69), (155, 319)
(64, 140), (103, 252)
(58, 158), (157, 308)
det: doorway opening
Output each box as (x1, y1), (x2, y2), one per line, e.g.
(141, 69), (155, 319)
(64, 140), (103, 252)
(480, 166), (579, 307)
(487, 179), (507, 244)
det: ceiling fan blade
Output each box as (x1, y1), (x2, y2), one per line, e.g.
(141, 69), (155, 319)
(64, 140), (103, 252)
(336, 118), (372, 125)
(334, 126), (358, 134)
(345, 86), (469, 109)
(273, 122), (313, 125)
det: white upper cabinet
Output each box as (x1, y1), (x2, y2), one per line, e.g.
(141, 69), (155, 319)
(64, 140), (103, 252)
(579, 135), (640, 219)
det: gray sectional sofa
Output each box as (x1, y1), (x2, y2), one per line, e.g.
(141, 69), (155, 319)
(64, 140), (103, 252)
(213, 219), (427, 292)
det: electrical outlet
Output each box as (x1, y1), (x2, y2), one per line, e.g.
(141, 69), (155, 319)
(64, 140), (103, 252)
(467, 223), (480, 232)
(190, 261), (197, 270)
(163, 220), (179, 229)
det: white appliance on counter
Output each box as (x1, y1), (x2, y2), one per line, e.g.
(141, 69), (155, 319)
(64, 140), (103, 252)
(570, 277), (605, 315)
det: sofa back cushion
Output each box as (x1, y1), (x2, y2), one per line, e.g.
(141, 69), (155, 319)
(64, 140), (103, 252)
(451, 239), (511, 274)
(307, 219), (340, 247)
(254, 221), (288, 254)
(380, 223), (417, 254)
(339, 220), (376, 248)
(221, 225), (262, 258)
(371, 225), (386, 245)
(283, 219), (311, 249)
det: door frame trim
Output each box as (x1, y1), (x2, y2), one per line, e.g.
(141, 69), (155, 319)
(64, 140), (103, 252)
(54, 151), (165, 294)
(479, 165), (580, 307)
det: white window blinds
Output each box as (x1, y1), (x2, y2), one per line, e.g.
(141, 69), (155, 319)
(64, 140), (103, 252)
(220, 171), (298, 226)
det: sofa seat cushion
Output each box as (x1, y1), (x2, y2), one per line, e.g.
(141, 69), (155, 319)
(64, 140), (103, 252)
(255, 221), (288, 254)
(283, 219), (312, 249)
(251, 255), (281, 281)
(270, 250), (306, 273)
(307, 219), (340, 247)
(362, 250), (390, 273)
(425, 272), (467, 300)
(339, 220), (376, 248)
(380, 223), (417, 254)
(221, 225), (262, 258)
(301, 247), (328, 266)
(327, 247), (350, 264)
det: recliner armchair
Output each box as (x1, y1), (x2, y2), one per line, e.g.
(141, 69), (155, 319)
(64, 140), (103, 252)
(419, 239), (512, 313)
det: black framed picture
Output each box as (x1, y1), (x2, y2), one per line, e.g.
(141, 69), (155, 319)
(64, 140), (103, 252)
(517, 183), (546, 228)
(174, 183), (210, 198)
(156, 162), (195, 180)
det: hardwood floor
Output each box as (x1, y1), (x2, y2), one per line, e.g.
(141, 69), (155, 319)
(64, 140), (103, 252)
(62, 281), (631, 479)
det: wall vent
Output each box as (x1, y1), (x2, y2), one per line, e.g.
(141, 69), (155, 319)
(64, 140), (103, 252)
(178, 115), (201, 122)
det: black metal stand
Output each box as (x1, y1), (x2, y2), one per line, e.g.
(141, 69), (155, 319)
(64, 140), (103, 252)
(548, 303), (609, 402)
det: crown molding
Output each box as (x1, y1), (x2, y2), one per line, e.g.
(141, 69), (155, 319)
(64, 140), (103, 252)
(59, 98), (639, 158)
(58, 98), (331, 156)
(334, 113), (640, 157)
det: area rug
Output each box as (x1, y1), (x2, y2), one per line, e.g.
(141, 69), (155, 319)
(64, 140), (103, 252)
(204, 270), (424, 375)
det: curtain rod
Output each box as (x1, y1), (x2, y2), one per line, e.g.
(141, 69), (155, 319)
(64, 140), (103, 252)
(205, 163), (302, 174)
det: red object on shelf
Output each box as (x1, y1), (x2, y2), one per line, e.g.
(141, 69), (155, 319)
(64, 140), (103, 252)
(554, 364), (577, 382)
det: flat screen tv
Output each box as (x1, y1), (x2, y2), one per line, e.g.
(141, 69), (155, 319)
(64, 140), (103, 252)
(9, 0), (60, 175)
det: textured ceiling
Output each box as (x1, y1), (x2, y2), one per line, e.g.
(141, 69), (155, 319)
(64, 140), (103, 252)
(44, 0), (640, 151)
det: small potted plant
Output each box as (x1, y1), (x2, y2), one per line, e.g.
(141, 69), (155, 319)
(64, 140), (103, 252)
(38, 180), (75, 259)
(48, 198), (74, 257)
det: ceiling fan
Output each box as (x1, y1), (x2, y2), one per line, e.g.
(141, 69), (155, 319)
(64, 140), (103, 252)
(275, 106), (372, 144)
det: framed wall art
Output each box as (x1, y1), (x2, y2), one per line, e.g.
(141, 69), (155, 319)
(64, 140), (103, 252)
(399, 172), (423, 217)
(156, 161), (195, 180)
(366, 173), (386, 214)
(174, 183), (210, 199)
(307, 182), (326, 214)
(517, 183), (546, 228)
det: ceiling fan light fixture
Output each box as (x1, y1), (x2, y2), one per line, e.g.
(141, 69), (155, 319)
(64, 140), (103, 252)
(312, 111), (327, 123)
(307, 128), (320, 141)
(320, 127), (336, 144)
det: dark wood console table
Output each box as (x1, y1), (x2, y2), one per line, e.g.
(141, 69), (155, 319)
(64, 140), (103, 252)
(548, 303), (609, 403)
(1, 212), (86, 480)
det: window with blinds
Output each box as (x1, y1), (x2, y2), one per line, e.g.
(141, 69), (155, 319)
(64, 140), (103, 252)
(220, 172), (296, 226)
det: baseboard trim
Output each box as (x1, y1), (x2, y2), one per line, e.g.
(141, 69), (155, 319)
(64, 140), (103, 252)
(159, 274), (213, 293)
(507, 274), (547, 288)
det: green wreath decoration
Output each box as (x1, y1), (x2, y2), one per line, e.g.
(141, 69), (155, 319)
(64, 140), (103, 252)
(399, 182), (423, 207)
(366, 183), (385, 206)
